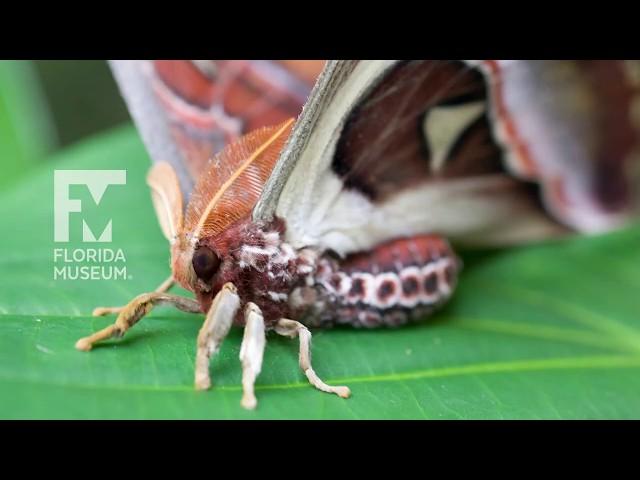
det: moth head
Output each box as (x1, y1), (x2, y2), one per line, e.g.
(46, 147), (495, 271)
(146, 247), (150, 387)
(148, 118), (295, 296)
(169, 235), (221, 294)
(191, 245), (220, 282)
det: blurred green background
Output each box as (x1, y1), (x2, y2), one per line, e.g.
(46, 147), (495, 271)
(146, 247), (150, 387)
(0, 60), (129, 189)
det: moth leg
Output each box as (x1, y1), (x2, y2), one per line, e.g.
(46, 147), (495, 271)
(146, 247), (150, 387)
(92, 275), (175, 317)
(194, 283), (240, 391)
(275, 319), (351, 399)
(75, 291), (200, 352)
(239, 303), (266, 410)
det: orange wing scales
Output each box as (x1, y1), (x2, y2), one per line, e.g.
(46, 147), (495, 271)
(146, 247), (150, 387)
(184, 118), (295, 243)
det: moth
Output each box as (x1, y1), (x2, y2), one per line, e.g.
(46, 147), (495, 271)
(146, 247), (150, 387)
(76, 60), (640, 409)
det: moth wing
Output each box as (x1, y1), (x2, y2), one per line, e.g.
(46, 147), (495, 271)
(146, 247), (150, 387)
(255, 60), (567, 257)
(110, 60), (323, 203)
(473, 60), (640, 233)
(110, 60), (200, 198)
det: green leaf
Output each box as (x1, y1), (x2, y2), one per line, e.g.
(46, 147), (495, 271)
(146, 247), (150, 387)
(1, 124), (639, 419)
(0, 60), (56, 187)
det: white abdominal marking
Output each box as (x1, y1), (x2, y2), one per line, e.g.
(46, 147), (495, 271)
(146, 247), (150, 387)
(268, 291), (289, 302)
(318, 257), (455, 311)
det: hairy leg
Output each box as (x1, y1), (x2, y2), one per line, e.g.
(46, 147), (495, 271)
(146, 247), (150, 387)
(93, 275), (175, 317)
(194, 283), (240, 391)
(239, 303), (266, 410)
(275, 319), (351, 399)
(75, 291), (200, 351)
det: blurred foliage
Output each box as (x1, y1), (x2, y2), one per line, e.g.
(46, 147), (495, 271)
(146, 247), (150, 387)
(0, 60), (130, 189)
(33, 60), (129, 148)
(0, 61), (56, 188)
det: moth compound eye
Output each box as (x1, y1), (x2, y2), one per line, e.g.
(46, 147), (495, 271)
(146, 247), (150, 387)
(192, 246), (220, 282)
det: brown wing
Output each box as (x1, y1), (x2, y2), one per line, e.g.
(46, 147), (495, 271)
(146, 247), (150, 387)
(110, 60), (323, 198)
(258, 60), (640, 256)
(331, 60), (503, 202)
(476, 60), (640, 233)
(257, 60), (566, 255)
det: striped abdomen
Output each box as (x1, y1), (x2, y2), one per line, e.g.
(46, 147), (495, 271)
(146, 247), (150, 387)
(308, 235), (460, 328)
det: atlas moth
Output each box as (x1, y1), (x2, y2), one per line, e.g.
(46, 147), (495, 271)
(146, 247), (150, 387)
(76, 60), (640, 409)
